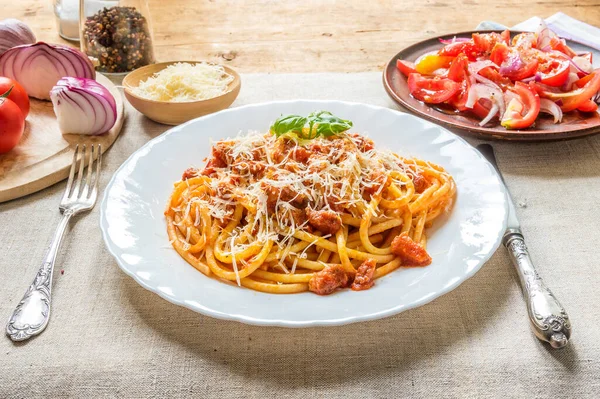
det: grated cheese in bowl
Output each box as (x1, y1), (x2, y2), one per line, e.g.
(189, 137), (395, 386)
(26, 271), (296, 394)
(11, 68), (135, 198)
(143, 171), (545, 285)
(131, 62), (234, 102)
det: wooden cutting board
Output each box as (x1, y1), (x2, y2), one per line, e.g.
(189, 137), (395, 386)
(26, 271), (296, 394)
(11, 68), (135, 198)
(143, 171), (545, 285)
(0, 74), (124, 203)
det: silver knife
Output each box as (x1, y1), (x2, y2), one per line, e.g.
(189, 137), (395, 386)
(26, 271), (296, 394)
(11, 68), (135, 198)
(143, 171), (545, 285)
(477, 144), (571, 349)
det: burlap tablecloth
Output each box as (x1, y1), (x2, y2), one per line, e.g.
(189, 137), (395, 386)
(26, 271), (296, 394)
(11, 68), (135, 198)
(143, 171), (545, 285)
(1, 73), (599, 398)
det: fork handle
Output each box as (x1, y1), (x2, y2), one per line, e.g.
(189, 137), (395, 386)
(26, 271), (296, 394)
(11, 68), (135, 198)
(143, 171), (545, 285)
(504, 229), (571, 348)
(6, 210), (73, 341)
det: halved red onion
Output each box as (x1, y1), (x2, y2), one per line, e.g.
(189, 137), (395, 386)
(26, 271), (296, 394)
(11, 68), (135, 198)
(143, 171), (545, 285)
(539, 98), (563, 123)
(0, 19), (36, 55)
(438, 37), (470, 45)
(50, 77), (116, 135)
(0, 42), (95, 100)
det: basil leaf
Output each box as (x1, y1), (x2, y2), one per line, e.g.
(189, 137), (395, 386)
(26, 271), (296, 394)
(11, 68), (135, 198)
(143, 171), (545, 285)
(270, 111), (352, 140)
(308, 111), (353, 137)
(270, 115), (307, 137)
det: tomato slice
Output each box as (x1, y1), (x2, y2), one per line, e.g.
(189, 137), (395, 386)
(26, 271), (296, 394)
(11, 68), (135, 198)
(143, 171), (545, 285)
(490, 42), (509, 66)
(407, 73), (460, 104)
(439, 42), (478, 60)
(415, 54), (454, 75)
(501, 82), (540, 129)
(472, 32), (505, 53)
(549, 37), (577, 58)
(575, 72), (595, 88)
(512, 32), (537, 49)
(538, 58), (570, 87)
(577, 99), (598, 113)
(448, 78), (472, 111)
(560, 72), (600, 112)
(532, 72), (600, 112)
(471, 99), (493, 119)
(447, 54), (469, 82)
(396, 59), (417, 77)
(500, 30), (511, 45)
(479, 67), (512, 91)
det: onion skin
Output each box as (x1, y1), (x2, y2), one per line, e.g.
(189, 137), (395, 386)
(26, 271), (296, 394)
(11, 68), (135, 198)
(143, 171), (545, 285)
(0, 19), (35, 55)
(50, 77), (116, 135)
(0, 42), (95, 100)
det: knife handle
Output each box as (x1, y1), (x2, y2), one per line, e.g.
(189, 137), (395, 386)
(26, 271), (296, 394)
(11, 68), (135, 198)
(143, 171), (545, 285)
(503, 229), (571, 348)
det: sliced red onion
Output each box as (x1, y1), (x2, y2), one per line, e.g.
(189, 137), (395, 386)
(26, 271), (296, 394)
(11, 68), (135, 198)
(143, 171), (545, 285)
(539, 98), (563, 123)
(499, 52), (525, 75)
(0, 42), (95, 100)
(535, 20), (555, 51)
(438, 37), (470, 44)
(465, 83), (505, 120)
(521, 72), (542, 83)
(0, 19), (36, 55)
(468, 60), (498, 75)
(479, 103), (499, 126)
(50, 77), (116, 135)
(571, 56), (593, 76)
(562, 72), (580, 92)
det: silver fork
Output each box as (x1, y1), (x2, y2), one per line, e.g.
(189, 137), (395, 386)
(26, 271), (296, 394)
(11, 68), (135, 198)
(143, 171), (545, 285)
(6, 144), (102, 342)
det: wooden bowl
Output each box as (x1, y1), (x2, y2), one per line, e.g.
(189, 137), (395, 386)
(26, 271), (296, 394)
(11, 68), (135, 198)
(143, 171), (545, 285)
(122, 61), (241, 125)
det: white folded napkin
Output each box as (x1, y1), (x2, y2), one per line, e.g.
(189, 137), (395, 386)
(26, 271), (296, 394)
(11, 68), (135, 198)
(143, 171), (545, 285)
(477, 12), (600, 52)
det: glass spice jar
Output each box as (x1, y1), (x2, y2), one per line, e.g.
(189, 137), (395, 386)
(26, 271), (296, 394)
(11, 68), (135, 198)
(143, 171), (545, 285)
(79, 0), (155, 74)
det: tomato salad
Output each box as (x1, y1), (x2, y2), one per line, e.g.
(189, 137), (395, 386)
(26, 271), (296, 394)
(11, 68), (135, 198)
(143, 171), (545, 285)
(396, 23), (600, 130)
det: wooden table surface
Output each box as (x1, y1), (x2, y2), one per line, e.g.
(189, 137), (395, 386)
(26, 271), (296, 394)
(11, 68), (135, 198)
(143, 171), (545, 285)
(7, 1), (600, 72)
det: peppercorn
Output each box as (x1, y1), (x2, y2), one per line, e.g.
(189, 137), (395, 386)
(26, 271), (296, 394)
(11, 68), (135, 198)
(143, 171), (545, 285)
(82, 6), (155, 73)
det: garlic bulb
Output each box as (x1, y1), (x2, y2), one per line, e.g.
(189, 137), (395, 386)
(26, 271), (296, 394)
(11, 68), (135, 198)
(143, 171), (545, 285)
(0, 19), (36, 55)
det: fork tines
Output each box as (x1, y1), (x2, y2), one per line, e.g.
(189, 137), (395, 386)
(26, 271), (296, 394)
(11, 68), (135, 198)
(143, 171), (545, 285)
(62, 144), (102, 204)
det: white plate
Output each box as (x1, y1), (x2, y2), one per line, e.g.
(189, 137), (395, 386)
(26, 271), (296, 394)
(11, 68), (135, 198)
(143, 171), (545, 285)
(100, 100), (508, 327)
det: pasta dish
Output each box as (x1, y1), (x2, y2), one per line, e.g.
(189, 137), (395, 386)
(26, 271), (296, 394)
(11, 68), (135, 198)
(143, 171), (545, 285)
(165, 111), (456, 295)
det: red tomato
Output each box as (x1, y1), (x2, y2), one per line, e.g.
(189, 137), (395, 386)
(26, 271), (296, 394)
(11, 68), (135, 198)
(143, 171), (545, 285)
(533, 72), (600, 112)
(574, 73), (594, 88)
(447, 54), (469, 82)
(490, 43), (509, 66)
(407, 73), (460, 104)
(538, 58), (570, 87)
(479, 66), (512, 91)
(501, 82), (540, 129)
(448, 78), (471, 111)
(472, 32), (505, 53)
(549, 37), (577, 58)
(439, 42), (478, 60)
(0, 96), (25, 153)
(560, 72), (600, 112)
(396, 59), (417, 77)
(512, 32), (537, 49)
(577, 100), (598, 113)
(471, 99), (493, 119)
(500, 30), (511, 45)
(0, 77), (30, 118)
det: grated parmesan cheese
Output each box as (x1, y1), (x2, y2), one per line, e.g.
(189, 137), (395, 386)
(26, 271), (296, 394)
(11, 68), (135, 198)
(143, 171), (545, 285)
(131, 62), (234, 102)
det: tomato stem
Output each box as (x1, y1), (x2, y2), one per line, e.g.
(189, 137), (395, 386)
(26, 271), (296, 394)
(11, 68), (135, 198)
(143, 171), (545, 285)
(0, 85), (14, 99)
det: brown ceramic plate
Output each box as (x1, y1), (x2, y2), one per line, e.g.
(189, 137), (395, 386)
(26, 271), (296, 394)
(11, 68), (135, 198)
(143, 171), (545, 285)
(383, 30), (600, 141)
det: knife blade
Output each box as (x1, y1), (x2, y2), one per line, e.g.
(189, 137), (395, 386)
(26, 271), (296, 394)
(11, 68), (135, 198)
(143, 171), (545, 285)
(477, 144), (571, 349)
